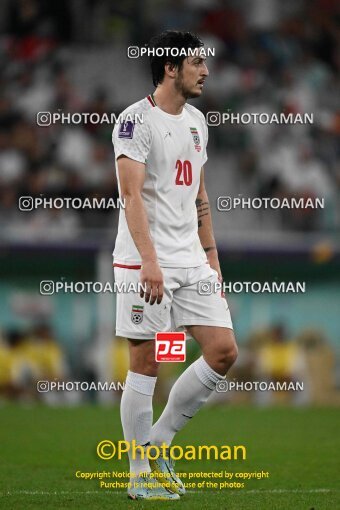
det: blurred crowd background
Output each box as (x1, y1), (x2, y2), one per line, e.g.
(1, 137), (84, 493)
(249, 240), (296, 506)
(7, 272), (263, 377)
(0, 0), (339, 406)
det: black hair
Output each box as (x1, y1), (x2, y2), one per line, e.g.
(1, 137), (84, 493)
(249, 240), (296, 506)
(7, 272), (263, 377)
(147, 30), (204, 86)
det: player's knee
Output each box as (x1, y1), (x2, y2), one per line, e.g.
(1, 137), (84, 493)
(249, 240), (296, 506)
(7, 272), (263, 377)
(145, 359), (159, 376)
(132, 355), (159, 377)
(129, 339), (159, 376)
(215, 337), (238, 370)
(226, 341), (238, 366)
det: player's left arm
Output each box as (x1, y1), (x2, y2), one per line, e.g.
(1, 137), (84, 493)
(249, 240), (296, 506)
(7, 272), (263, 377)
(196, 167), (222, 281)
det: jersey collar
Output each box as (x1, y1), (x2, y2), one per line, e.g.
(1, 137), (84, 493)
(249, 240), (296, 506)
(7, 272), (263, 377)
(147, 94), (157, 107)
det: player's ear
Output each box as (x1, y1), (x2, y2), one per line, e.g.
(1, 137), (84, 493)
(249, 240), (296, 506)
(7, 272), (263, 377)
(164, 62), (177, 79)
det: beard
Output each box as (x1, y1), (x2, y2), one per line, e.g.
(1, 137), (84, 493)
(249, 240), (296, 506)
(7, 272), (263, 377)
(174, 72), (201, 99)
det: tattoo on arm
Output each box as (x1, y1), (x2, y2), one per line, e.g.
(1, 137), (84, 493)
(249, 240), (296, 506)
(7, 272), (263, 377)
(204, 246), (217, 253)
(196, 198), (210, 228)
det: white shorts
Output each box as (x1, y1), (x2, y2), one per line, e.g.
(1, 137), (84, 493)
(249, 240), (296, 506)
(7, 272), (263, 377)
(114, 263), (233, 340)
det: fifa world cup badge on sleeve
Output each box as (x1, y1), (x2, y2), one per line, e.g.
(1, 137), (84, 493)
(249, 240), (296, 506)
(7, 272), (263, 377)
(118, 120), (135, 139)
(131, 305), (144, 324)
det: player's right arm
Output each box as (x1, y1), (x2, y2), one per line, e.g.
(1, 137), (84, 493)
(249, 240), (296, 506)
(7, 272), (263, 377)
(117, 155), (164, 305)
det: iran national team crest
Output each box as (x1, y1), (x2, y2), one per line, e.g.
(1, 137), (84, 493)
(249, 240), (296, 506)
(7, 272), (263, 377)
(190, 127), (201, 152)
(131, 305), (144, 324)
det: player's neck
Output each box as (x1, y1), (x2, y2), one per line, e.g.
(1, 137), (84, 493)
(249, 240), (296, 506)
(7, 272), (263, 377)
(152, 88), (185, 115)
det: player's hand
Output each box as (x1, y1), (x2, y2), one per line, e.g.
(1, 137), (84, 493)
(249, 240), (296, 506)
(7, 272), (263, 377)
(207, 251), (222, 282)
(207, 252), (224, 297)
(140, 260), (164, 305)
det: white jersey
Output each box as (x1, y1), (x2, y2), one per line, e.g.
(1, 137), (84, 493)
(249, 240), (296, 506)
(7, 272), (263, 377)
(112, 94), (209, 268)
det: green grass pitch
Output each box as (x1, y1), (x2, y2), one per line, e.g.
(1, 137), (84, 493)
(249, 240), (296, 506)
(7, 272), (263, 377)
(0, 404), (339, 509)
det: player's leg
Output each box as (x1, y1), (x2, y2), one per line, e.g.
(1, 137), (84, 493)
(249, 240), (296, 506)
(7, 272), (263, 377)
(121, 339), (178, 500)
(150, 264), (237, 491)
(150, 326), (237, 446)
(115, 266), (179, 499)
(149, 326), (236, 495)
(121, 338), (158, 478)
(189, 325), (238, 375)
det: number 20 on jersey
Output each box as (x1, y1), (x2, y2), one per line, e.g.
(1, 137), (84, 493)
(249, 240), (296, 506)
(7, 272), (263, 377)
(175, 160), (192, 186)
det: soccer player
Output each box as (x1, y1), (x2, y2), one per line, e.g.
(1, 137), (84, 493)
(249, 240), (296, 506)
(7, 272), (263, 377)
(112, 31), (238, 500)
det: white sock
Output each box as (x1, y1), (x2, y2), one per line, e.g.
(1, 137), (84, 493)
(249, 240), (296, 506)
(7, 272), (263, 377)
(150, 356), (225, 447)
(120, 370), (157, 477)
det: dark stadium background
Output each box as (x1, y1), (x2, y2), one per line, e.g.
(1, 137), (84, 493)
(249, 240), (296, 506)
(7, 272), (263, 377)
(0, 1), (339, 509)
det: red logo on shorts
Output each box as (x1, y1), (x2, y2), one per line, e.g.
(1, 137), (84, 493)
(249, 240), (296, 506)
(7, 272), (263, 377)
(155, 332), (186, 362)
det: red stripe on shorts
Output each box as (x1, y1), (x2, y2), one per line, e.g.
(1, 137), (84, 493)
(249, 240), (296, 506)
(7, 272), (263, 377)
(113, 263), (142, 269)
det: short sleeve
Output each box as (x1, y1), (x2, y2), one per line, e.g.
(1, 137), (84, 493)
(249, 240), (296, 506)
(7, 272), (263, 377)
(112, 117), (152, 164)
(202, 117), (208, 166)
